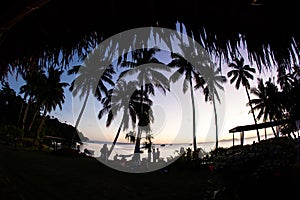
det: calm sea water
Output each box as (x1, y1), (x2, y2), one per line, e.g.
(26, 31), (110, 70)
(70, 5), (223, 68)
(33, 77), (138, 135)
(79, 136), (260, 161)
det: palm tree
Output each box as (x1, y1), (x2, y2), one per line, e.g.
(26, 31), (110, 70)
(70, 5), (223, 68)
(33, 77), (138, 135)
(131, 88), (154, 154)
(68, 54), (115, 144)
(98, 80), (140, 158)
(277, 66), (294, 91)
(196, 66), (226, 149)
(19, 68), (46, 131)
(249, 78), (283, 137)
(36, 66), (68, 140)
(167, 52), (204, 152)
(120, 47), (170, 154)
(279, 67), (300, 137)
(227, 57), (261, 142)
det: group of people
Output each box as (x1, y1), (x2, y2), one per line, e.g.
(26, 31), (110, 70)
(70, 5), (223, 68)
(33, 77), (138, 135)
(99, 143), (162, 164)
(148, 147), (160, 163)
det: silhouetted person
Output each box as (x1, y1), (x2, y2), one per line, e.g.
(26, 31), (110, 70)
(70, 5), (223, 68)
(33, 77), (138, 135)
(186, 147), (192, 161)
(114, 153), (119, 161)
(180, 147), (185, 156)
(156, 148), (160, 162)
(76, 144), (80, 153)
(148, 148), (152, 162)
(100, 143), (108, 163)
(152, 148), (156, 163)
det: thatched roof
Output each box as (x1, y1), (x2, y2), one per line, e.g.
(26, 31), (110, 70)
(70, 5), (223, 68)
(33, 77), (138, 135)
(1, 0), (299, 79)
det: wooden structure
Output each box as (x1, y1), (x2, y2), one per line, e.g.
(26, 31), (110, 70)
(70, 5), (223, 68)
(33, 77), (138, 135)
(229, 119), (296, 146)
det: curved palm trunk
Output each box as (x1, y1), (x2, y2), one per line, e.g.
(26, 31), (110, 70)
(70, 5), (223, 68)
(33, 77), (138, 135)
(245, 87), (261, 142)
(71, 90), (90, 144)
(36, 107), (47, 140)
(212, 92), (219, 149)
(21, 96), (33, 130)
(17, 102), (24, 127)
(28, 108), (39, 132)
(107, 118), (124, 158)
(189, 77), (197, 152)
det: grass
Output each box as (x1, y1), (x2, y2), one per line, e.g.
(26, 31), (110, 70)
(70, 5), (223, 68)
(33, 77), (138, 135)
(0, 140), (213, 200)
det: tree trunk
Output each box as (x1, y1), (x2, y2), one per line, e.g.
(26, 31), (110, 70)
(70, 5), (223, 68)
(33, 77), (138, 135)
(17, 101), (24, 127)
(36, 107), (47, 140)
(107, 118), (124, 158)
(212, 92), (218, 149)
(28, 108), (39, 132)
(134, 84), (144, 154)
(134, 127), (142, 154)
(271, 124), (277, 137)
(71, 90), (90, 144)
(21, 96), (32, 130)
(189, 77), (197, 152)
(264, 127), (267, 139)
(245, 87), (260, 142)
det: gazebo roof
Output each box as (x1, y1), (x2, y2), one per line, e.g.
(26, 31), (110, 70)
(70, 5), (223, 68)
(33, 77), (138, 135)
(229, 119), (295, 133)
(1, 0), (299, 79)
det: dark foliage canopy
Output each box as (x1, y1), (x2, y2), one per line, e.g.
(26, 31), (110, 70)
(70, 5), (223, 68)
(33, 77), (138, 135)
(0, 0), (299, 79)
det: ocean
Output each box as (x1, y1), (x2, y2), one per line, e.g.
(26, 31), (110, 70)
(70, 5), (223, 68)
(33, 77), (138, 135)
(78, 136), (261, 161)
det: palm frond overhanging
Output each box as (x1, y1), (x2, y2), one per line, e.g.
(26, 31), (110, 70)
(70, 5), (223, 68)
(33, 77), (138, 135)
(0, 0), (299, 82)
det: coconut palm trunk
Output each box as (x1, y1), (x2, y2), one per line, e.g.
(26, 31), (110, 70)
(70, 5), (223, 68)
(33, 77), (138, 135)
(134, 127), (142, 154)
(28, 108), (39, 132)
(189, 76), (197, 152)
(71, 90), (90, 144)
(21, 96), (32, 130)
(270, 124), (277, 137)
(212, 90), (219, 149)
(245, 86), (260, 142)
(107, 117), (124, 158)
(36, 107), (47, 140)
(17, 101), (24, 127)
(134, 85), (144, 154)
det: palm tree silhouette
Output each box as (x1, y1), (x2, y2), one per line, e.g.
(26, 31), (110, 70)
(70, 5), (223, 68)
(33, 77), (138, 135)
(19, 68), (46, 131)
(167, 52), (203, 152)
(131, 87), (154, 154)
(249, 78), (283, 137)
(196, 65), (226, 149)
(277, 66), (293, 91)
(227, 57), (260, 142)
(36, 66), (68, 140)
(68, 53), (115, 144)
(120, 48), (170, 154)
(98, 80), (140, 158)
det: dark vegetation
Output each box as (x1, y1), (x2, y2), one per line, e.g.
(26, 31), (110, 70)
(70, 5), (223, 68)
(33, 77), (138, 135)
(0, 82), (88, 151)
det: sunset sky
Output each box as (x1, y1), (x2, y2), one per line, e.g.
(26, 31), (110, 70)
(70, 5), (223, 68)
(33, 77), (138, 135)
(7, 46), (277, 147)
(5, 23), (281, 147)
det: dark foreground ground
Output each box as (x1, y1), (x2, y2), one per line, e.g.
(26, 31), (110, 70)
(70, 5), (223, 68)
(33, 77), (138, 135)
(1, 140), (300, 200)
(0, 141), (213, 200)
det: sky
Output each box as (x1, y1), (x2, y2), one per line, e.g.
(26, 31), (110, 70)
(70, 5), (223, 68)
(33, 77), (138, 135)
(4, 23), (280, 147)
(6, 47), (277, 147)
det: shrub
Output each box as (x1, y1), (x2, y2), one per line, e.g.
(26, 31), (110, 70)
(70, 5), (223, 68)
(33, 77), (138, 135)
(0, 124), (24, 146)
(206, 136), (297, 199)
